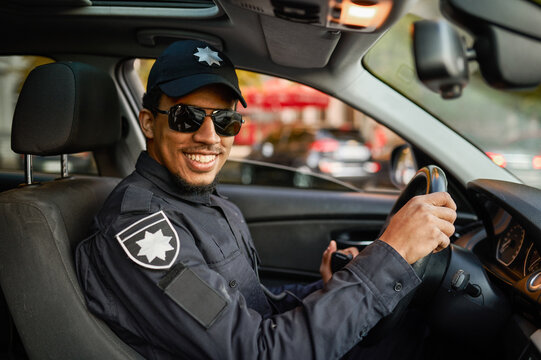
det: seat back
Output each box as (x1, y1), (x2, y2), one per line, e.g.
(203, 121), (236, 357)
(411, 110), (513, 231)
(0, 62), (143, 359)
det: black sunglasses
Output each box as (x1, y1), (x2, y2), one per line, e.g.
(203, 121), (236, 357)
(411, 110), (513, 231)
(154, 103), (244, 137)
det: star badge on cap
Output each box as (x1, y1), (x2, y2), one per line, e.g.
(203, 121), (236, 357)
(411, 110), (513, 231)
(193, 46), (222, 66)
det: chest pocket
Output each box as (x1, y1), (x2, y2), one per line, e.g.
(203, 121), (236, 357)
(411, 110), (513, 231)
(208, 250), (271, 317)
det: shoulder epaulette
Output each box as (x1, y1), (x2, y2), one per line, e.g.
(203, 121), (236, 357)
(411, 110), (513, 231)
(120, 185), (154, 214)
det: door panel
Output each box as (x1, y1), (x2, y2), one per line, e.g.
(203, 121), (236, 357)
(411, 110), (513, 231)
(220, 185), (397, 221)
(219, 184), (397, 284)
(250, 219), (383, 272)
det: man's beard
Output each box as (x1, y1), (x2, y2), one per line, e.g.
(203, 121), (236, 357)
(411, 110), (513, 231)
(172, 174), (218, 196)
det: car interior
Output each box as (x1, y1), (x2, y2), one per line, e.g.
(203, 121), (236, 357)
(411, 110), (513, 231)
(0, 61), (144, 359)
(0, 0), (541, 359)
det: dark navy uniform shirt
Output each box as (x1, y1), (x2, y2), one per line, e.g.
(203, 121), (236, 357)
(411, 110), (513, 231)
(76, 151), (421, 360)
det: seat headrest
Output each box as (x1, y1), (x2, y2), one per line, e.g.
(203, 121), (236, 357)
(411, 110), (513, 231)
(11, 62), (121, 156)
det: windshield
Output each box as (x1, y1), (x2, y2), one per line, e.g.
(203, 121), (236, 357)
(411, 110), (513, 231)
(364, 10), (541, 189)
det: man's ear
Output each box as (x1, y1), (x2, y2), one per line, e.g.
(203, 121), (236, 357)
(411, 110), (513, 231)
(139, 109), (155, 139)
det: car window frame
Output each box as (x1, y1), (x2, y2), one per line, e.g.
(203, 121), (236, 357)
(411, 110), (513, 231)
(118, 58), (406, 194)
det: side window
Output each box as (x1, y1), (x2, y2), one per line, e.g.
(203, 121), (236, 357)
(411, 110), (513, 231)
(0, 56), (98, 175)
(132, 59), (405, 192)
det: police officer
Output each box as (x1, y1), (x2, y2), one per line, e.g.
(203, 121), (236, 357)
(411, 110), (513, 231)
(76, 40), (457, 360)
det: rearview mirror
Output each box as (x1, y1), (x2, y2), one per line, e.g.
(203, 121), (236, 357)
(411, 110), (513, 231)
(412, 20), (470, 99)
(441, 0), (541, 90)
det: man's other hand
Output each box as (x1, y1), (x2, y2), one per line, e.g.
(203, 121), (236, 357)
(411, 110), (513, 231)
(320, 240), (359, 284)
(380, 192), (457, 264)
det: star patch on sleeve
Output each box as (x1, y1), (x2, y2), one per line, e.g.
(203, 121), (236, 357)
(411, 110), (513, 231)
(193, 46), (222, 66)
(116, 211), (180, 270)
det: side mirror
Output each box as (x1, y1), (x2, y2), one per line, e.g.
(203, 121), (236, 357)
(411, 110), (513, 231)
(412, 20), (471, 99)
(389, 144), (418, 190)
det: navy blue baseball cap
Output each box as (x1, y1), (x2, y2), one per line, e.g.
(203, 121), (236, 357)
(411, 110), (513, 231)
(147, 40), (247, 107)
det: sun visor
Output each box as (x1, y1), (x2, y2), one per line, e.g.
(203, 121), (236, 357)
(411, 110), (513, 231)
(261, 15), (340, 68)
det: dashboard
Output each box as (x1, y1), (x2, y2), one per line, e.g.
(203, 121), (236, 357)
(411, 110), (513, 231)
(465, 180), (541, 298)
(442, 179), (541, 358)
(495, 217), (540, 279)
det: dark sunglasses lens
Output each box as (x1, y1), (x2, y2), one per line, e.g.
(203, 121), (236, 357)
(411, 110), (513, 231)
(221, 120), (242, 136)
(168, 105), (242, 136)
(213, 111), (243, 136)
(168, 105), (206, 133)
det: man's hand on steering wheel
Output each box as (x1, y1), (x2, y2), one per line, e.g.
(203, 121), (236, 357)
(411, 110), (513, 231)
(379, 192), (457, 265)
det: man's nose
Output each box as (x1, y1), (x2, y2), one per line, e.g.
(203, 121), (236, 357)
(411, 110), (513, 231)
(193, 116), (220, 144)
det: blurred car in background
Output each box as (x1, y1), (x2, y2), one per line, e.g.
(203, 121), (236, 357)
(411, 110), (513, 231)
(486, 134), (541, 188)
(247, 126), (382, 188)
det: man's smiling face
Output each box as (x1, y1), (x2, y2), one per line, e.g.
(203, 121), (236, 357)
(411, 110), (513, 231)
(140, 84), (237, 187)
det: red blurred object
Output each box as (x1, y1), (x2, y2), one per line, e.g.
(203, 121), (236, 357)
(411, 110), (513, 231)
(318, 161), (334, 174)
(533, 156), (541, 169)
(310, 138), (339, 152)
(234, 121), (256, 146)
(241, 79), (330, 110)
(486, 151), (507, 168)
(366, 161), (381, 173)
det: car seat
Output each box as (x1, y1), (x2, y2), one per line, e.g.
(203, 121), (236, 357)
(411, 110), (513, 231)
(0, 62), (143, 359)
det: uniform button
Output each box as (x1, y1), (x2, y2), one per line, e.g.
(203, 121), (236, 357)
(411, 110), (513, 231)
(394, 282), (403, 292)
(229, 280), (238, 288)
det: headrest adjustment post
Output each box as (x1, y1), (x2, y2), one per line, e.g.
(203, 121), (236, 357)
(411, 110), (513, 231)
(24, 154), (33, 185)
(61, 154), (69, 178)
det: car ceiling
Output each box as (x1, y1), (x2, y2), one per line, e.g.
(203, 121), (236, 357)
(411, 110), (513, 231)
(0, 0), (417, 90)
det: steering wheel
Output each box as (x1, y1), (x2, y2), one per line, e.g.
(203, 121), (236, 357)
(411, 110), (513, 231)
(389, 165), (448, 277)
(362, 165), (451, 344)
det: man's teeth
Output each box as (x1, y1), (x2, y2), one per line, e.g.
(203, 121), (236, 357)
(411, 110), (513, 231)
(186, 154), (216, 163)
